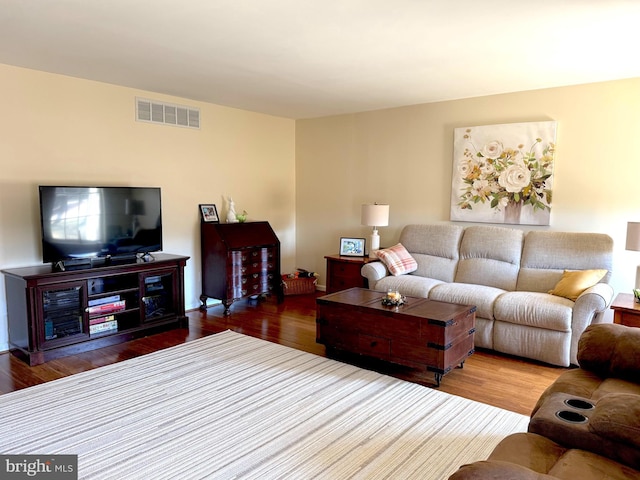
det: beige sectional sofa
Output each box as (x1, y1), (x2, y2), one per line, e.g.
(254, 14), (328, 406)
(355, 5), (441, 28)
(361, 224), (614, 366)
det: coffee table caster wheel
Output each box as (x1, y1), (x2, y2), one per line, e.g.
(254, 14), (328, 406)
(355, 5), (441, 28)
(434, 373), (442, 387)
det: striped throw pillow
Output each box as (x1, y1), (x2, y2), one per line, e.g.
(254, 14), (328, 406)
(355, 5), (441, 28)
(375, 243), (418, 276)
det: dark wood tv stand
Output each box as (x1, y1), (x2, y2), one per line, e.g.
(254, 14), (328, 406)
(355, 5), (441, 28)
(2, 253), (189, 365)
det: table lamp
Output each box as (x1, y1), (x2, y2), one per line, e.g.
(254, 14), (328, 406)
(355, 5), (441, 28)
(361, 203), (389, 258)
(626, 221), (640, 289)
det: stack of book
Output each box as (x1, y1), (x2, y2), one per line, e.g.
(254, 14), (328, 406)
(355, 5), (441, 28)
(88, 295), (125, 335)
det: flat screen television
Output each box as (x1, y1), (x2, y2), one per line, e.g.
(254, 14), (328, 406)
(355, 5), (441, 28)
(39, 186), (163, 267)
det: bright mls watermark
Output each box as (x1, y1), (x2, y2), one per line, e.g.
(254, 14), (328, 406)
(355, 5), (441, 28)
(1, 455), (77, 479)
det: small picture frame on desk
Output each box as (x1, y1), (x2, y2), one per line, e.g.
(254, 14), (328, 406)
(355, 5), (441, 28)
(199, 204), (219, 223)
(339, 237), (366, 257)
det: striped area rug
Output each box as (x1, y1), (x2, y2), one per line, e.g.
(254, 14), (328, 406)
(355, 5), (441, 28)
(0, 330), (527, 479)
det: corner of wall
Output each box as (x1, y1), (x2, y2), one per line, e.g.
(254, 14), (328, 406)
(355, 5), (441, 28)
(0, 310), (8, 353)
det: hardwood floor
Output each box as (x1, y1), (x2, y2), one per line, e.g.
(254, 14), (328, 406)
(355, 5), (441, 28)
(0, 292), (567, 416)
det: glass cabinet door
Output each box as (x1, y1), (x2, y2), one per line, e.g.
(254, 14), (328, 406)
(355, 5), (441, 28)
(38, 282), (89, 348)
(141, 269), (176, 322)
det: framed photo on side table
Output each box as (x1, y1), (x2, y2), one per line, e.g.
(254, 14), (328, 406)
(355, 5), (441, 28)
(340, 237), (366, 257)
(199, 204), (219, 223)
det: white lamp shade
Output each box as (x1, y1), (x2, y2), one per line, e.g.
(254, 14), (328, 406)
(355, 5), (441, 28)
(627, 222), (640, 251)
(361, 204), (390, 227)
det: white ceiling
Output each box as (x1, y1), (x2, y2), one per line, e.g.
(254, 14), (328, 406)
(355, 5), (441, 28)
(1, 0), (639, 119)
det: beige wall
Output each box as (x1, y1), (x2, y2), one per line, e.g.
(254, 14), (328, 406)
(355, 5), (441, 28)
(296, 78), (640, 302)
(0, 64), (296, 351)
(2, 63), (639, 353)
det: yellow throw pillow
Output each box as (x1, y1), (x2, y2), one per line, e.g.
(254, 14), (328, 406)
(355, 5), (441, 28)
(548, 269), (608, 301)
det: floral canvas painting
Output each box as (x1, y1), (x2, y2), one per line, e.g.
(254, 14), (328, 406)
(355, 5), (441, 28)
(450, 121), (557, 225)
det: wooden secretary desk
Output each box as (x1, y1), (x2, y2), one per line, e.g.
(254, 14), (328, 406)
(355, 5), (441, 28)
(200, 221), (283, 314)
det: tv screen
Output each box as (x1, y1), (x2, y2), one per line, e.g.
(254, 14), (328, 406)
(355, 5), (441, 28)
(39, 186), (163, 264)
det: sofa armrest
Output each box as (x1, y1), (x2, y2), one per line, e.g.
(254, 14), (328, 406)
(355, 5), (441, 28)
(576, 282), (614, 306)
(448, 460), (557, 480)
(578, 323), (640, 381)
(573, 283), (614, 327)
(529, 392), (640, 470)
(361, 262), (389, 290)
(568, 283), (615, 365)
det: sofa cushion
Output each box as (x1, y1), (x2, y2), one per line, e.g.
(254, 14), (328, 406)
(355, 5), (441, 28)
(548, 448), (640, 480)
(374, 275), (445, 298)
(516, 268), (565, 294)
(517, 231), (613, 293)
(375, 243), (418, 276)
(585, 378), (640, 402)
(489, 433), (567, 475)
(488, 432), (640, 480)
(454, 225), (523, 291)
(410, 253), (459, 283)
(589, 393), (640, 450)
(548, 269), (608, 301)
(450, 432), (640, 480)
(399, 224), (464, 282)
(429, 282), (505, 320)
(494, 292), (573, 331)
(449, 460), (557, 479)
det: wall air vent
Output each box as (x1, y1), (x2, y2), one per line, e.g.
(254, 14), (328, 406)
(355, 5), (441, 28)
(136, 97), (200, 129)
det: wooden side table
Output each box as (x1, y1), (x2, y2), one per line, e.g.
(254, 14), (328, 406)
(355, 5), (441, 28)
(324, 255), (377, 294)
(610, 293), (640, 328)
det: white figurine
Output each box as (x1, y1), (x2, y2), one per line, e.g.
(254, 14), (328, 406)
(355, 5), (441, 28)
(226, 197), (238, 223)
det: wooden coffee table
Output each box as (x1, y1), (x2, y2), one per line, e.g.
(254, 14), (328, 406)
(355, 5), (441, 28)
(316, 287), (476, 386)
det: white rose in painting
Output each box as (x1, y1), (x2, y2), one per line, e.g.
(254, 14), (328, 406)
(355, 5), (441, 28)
(498, 165), (531, 193)
(480, 162), (495, 177)
(458, 161), (472, 176)
(481, 141), (503, 159)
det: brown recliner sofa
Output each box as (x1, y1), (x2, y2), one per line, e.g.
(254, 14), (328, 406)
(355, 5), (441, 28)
(449, 323), (640, 480)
